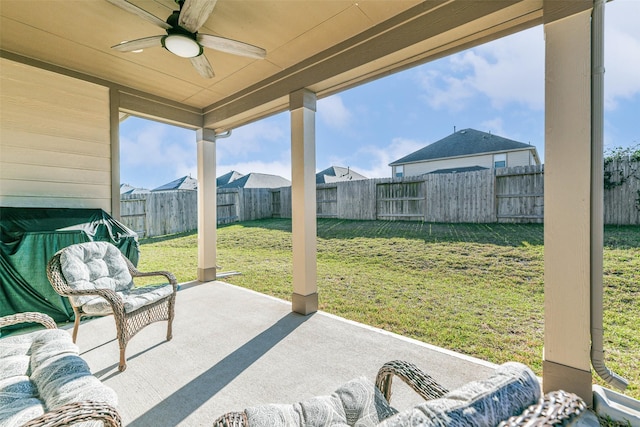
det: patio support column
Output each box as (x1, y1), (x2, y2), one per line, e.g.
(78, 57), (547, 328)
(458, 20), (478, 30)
(543, 9), (593, 404)
(197, 128), (217, 282)
(290, 89), (318, 315)
(109, 88), (120, 219)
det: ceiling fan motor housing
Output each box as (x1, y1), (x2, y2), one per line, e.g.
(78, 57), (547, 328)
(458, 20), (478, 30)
(162, 10), (203, 57)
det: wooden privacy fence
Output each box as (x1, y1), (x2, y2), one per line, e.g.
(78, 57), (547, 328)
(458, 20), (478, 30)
(121, 190), (198, 238)
(121, 161), (639, 237)
(303, 166), (541, 224)
(604, 158), (640, 225)
(121, 188), (276, 237)
(217, 188), (273, 224)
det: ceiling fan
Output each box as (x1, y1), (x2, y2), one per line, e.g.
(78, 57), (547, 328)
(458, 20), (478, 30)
(107, 0), (266, 78)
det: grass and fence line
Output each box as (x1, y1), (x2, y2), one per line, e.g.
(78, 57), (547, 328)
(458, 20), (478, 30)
(121, 160), (640, 238)
(136, 218), (639, 400)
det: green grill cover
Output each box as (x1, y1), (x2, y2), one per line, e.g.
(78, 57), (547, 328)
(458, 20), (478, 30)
(0, 207), (139, 323)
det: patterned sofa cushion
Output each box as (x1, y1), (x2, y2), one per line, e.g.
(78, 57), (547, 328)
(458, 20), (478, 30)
(377, 362), (541, 427)
(60, 241), (133, 307)
(244, 377), (398, 427)
(0, 329), (118, 427)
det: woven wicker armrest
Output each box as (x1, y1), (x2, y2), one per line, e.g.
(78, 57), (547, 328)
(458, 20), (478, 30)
(57, 287), (126, 313)
(376, 360), (449, 404)
(22, 400), (122, 427)
(212, 411), (248, 427)
(123, 257), (178, 289)
(497, 390), (588, 427)
(0, 312), (57, 329)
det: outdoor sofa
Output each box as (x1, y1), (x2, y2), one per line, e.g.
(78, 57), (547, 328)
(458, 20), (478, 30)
(213, 360), (598, 426)
(0, 312), (121, 426)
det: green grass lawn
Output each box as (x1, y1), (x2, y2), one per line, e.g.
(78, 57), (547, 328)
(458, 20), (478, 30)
(137, 219), (640, 399)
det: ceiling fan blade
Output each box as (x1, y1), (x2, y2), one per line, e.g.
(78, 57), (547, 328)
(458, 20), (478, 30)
(179, 0), (218, 33)
(198, 34), (266, 59)
(105, 0), (172, 30)
(112, 35), (164, 52)
(190, 54), (215, 78)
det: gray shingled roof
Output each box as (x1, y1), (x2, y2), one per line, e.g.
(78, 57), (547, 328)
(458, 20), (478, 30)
(152, 175), (198, 191)
(389, 129), (534, 166)
(428, 166), (489, 174)
(120, 184), (150, 195)
(216, 170), (244, 187)
(120, 183), (135, 194)
(218, 173), (291, 189)
(316, 166), (367, 184)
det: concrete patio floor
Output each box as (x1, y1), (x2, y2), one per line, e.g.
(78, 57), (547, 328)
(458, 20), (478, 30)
(62, 281), (498, 426)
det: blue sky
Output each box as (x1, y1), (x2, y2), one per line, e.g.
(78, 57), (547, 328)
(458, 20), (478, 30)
(121, 0), (640, 190)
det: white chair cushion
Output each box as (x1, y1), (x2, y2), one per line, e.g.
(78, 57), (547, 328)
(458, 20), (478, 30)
(81, 283), (175, 315)
(60, 242), (133, 307)
(244, 377), (397, 427)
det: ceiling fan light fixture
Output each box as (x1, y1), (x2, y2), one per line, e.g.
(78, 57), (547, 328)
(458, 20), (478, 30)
(162, 34), (202, 58)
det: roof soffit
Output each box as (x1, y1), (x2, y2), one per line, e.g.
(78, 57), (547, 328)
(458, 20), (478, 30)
(0, 0), (591, 129)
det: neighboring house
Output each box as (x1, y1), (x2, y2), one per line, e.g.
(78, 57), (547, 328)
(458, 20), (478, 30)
(316, 166), (367, 184)
(120, 183), (149, 195)
(120, 183), (135, 194)
(151, 175), (198, 192)
(389, 128), (541, 178)
(218, 173), (291, 189)
(217, 170), (244, 187)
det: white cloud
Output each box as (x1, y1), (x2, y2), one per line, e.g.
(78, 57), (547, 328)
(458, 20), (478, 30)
(416, 69), (475, 112)
(217, 117), (288, 161)
(416, 27), (544, 112)
(120, 123), (169, 166)
(480, 118), (506, 137)
(604, 0), (640, 109)
(352, 137), (426, 178)
(414, 3), (640, 114)
(120, 120), (196, 188)
(318, 95), (353, 130)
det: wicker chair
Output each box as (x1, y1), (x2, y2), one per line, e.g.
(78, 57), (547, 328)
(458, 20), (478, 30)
(376, 360), (589, 427)
(213, 360), (589, 427)
(0, 312), (122, 427)
(46, 241), (177, 371)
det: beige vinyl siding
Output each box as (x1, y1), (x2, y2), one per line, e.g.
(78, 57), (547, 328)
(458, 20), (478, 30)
(507, 149), (536, 167)
(0, 58), (111, 211)
(399, 148), (540, 177)
(403, 154), (493, 177)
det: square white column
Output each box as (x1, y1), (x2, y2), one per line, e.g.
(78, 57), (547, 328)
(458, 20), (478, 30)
(543, 9), (593, 404)
(290, 89), (318, 315)
(197, 128), (217, 282)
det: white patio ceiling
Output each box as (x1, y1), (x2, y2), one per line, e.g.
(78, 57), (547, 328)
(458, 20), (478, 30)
(1, 0), (590, 132)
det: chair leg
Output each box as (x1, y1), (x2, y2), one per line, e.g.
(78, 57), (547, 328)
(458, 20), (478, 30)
(119, 348), (127, 372)
(115, 316), (128, 372)
(72, 308), (82, 343)
(166, 298), (175, 341)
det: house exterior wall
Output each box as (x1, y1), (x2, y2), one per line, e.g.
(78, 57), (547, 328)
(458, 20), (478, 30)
(399, 148), (538, 177)
(0, 58), (111, 211)
(507, 149), (535, 167)
(403, 153), (494, 177)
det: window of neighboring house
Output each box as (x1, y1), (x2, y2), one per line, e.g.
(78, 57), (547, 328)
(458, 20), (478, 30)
(494, 153), (507, 168)
(395, 165), (404, 178)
